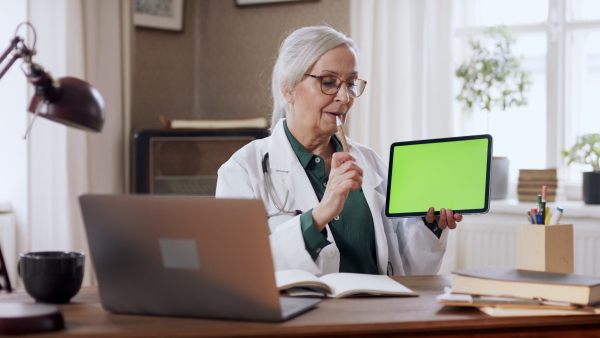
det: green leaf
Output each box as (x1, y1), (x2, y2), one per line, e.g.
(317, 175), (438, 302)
(455, 25), (531, 115)
(562, 134), (600, 172)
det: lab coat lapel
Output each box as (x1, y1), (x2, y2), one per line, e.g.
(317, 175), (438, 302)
(268, 120), (319, 212)
(349, 142), (389, 274)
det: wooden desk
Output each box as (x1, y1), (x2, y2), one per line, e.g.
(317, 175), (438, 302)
(2, 275), (599, 337)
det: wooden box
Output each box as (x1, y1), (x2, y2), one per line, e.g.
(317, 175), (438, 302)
(516, 223), (574, 274)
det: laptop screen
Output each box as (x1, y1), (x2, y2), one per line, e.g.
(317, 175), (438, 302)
(385, 134), (492, 217)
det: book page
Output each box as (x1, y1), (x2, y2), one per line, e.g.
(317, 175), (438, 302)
(320, 273), (417, 298)
(284, 287), (329, 297)
(275, 270), (332, 294)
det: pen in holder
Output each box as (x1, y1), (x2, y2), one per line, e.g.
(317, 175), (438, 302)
(516, 223), (574, 274)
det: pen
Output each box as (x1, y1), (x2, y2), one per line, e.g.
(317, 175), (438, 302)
(549, 206), (564, 225)
(541, 201), (546, 224)
(530, 208), (538, 224)
(541, 186), (547, 224)
(542, 185), (547, 201)
(544, 206), (550, 225)
(536, 211), (543, 225)
(527, 210), (536, 224)
(336, 116), (351, 199)
(336, 116), (350, 153)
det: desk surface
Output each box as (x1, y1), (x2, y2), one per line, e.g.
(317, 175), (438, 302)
(2, 275), (599, 337)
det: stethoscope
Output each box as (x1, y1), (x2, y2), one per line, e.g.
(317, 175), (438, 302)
(261, 153), (303, 219)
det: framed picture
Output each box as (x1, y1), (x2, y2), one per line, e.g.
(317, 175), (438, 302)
(134, 0), (184, 31)
(236, 0), (313, 5)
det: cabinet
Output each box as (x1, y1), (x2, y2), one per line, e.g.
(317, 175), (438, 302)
(131, 128), (269, 195)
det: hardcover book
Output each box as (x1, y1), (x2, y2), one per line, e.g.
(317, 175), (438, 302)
(452, 267), (600, 306)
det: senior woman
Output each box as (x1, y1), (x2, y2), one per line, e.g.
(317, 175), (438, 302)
(216, 25), (462, 277)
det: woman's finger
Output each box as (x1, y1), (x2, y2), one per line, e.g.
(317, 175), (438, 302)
(446, 209), (457, 229)
(331, 152), (356, 170)
(425, 206), (435, 223)
(437, 208), (447, 229)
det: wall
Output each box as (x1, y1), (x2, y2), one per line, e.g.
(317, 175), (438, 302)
(132, 0), (350, 132)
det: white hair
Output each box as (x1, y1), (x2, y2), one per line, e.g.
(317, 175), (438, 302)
(270, 25), (359, 132)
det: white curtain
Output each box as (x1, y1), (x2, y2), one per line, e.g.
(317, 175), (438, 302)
(348, 0), (458, 274)
(348, 0), (455, 159)
(26, 0), (131, 285)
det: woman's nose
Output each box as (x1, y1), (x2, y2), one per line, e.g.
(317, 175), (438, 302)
(335, 84), (350, 103)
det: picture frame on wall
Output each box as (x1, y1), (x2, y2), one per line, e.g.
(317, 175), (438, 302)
(134, 0), (184, 31)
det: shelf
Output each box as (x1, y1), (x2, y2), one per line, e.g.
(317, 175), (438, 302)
(488, 199), (600, 219)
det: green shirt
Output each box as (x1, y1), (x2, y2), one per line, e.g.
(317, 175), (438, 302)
(283, 121), (378, 274)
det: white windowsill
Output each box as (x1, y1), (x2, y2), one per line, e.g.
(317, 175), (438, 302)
(487, 199), (600, 220)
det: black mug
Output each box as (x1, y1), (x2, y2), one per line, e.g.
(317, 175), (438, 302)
(18, 251), (85, 304)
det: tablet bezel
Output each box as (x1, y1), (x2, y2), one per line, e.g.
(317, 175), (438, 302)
(385, 134), (492, 218)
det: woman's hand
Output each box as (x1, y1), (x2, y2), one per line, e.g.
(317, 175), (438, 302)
(312, 152), (362, 231)
(425, 206), (463, 230)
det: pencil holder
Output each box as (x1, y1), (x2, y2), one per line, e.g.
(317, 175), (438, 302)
(516, 223), (574, 274)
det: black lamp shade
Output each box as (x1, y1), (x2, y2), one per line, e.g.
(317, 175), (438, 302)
(27, 76), (105, 133)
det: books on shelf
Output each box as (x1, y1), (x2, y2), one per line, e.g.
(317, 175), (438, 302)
(275, 269), (418, 298)
(159, 115), (268, 130)
(451, 267), (600, 306)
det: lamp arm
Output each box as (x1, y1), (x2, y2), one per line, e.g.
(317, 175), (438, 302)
(0, 37), (21, 65)
(0, 37), (23, 81)
(0, 32), (59, 102)
(0, 55), (21, 81)
(0, 23), (37, 82)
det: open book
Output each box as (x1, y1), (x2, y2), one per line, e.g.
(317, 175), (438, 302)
(275, 269), (418, 298)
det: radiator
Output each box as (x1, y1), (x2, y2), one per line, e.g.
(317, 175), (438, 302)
(452, 218), (600, 276)
(0, 213), (17, 288)
(575, 234), (600, 276)
(454, 224), (516, 270)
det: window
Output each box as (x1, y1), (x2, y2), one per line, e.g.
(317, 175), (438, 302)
(0, 3), (29, 213)
(455, 0), (600, 200)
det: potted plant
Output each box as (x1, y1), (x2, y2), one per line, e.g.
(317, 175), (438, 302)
(562, 133), (600, 204)
(455, 25), (531, 199)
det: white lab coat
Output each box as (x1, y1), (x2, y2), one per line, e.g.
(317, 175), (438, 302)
(216, 119), (448, 276)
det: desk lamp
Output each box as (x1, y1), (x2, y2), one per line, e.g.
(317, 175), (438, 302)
(0, 22), (105, 335)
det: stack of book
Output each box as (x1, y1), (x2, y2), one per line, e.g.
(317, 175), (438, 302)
(438, 267), (600, 317)
(517, 169), (557, 202)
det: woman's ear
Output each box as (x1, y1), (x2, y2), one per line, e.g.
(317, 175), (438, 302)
(282, 86), (295, 104)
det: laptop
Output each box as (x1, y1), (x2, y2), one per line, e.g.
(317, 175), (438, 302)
(79, 194), (320, 322)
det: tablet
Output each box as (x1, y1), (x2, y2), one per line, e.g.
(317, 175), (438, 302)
(385, 134), (492, 217)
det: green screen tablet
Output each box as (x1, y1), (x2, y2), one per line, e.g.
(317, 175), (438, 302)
(385, 134), (492, 217)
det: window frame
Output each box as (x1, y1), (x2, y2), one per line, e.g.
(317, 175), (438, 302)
(455, 0), (600, 200)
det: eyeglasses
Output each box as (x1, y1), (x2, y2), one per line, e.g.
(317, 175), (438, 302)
(304, 74), (367, 98)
